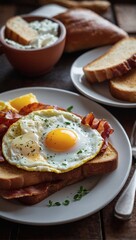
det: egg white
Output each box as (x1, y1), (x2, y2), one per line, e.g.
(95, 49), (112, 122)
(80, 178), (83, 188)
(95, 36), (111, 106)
(2, 109), (104, 173)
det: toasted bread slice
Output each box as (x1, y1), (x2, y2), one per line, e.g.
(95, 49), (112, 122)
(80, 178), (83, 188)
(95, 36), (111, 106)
(0, 143), (117, 191)
(0, 143), (118, 205)
(18, 143), (118, 205)
(0, 162), (55, 190)
(109, 69), (136, 102)
(5, 16), (38, 45)
(83, 37), (136, 83)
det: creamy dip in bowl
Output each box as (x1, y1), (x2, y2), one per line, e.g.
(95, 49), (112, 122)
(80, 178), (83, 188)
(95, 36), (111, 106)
(0, 15), (66, 77)
(5, 19), (59, 49)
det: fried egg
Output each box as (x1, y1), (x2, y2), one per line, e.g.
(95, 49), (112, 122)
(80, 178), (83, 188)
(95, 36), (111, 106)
(2, 109), (104, 173)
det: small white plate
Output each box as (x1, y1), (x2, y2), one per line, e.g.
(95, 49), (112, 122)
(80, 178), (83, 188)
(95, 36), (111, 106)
(0, 87), (132, 225)
(71, 46), (136, 108)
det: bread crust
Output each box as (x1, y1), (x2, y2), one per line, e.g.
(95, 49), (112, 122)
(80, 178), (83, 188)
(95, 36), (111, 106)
(109, 69), (136, 102)
(83, 37), (136, 83)
(0, 143), (118, 204)
(84, 54), (136, 83)
(0, 143), (118, 191)
(20, 143), (118, 205)
(0, 162), (56, 190)
(54, 9), (128, 52)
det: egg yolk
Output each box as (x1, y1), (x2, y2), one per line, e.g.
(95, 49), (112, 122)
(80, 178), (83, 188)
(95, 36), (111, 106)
(45, 128), (78, 152)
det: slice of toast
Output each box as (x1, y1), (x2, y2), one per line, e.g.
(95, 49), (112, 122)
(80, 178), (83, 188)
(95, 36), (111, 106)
(0, 143), (117, 190)
(109, 69), (136, 102)
(83, 37), (136, 83)
(0, 143), (118, 205)
(0, 161), (55, 190)
(5, 16), (38, 45)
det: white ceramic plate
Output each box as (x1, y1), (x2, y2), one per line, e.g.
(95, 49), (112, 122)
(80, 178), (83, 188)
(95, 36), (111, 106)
(71, 46), (136, 108)
(0, 87), (132, 225)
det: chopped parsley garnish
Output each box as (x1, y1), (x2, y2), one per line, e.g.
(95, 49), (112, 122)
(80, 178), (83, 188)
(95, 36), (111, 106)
(77, 150), (82, 154)
(73, 186), (89, 201)
(47, 186), (89, 207)
(47, 200), (61, 207)
(62, 163), (67, 166)
(62, 200), (70, 206)
(65, 122), (71, 125)
(66, 105), (73, 112)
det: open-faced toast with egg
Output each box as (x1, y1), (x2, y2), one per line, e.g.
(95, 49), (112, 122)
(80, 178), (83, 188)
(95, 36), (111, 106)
(0, 94), (118, 205)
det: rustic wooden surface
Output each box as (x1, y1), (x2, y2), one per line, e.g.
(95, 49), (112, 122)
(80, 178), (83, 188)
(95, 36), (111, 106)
(115, 4), (136, 33)
(0, 2), (136, 240)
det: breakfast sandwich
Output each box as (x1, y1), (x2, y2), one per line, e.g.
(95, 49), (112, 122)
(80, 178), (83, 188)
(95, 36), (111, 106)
(0, 93), (118, 205)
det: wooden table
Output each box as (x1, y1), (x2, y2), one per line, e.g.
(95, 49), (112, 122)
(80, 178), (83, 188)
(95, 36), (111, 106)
(0, 2), (136, 240)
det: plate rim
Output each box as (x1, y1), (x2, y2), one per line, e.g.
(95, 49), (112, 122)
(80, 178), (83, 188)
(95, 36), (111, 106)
(70, 46), (136, 108)
(0, 87), (132, 225)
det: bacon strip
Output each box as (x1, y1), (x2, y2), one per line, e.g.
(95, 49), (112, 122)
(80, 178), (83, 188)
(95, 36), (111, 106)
(0, 142), (4, 162)
(81, 112), (114, 151)
(0, 180), (65, 200)
(0, 183), (50, 199)
(0, 110), (22, 162)
(19, 103), (52, 115)
(19, 102), (66, 115)
(0, 110), (21, 137)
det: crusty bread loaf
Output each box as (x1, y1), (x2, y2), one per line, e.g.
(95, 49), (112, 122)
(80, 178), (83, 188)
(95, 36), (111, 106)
(5, 16), (38, 45)
(44, 0), (111, 14)
(54, 9), (128, 52)
(0, 143), (118, 204)
(83, 37), (136, 83)
(109, 69), (136, 102)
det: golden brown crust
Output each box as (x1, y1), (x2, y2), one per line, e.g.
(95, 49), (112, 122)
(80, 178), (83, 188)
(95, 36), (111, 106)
(0, 162), (55, 189)
(109, 69), (136, 102)
(20, 143), (118, 205)
(0, 143), (118, 204)
(83, 37), (136, 83)
(54, 9), (128, 52)
(0, 143), (118, 191)
(19, 181), (68, 205)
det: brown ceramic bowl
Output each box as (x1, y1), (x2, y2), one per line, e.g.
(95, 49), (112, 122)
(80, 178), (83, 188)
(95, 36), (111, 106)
(0, 15), (66, 77)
